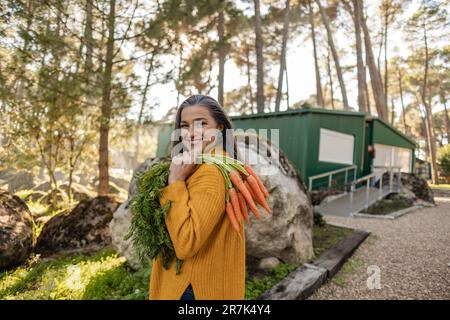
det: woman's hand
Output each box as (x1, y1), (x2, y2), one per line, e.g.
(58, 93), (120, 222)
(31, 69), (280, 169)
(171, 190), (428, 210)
(168, 151), (198, 184)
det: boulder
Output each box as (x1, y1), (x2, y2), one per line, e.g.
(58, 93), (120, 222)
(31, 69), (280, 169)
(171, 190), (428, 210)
(400, 173), (435, 204)
(23, 190), (47, 203)
(39, 188), (69, 207)
(59, 182), (96, 201)
(109, 176), (130, 191)
(258, 257), (281, 270)
(377, 172), (435, 205)
(33, 181), (52, 192)
(0, 190), (34, 270)
(0, 168), (15, 181)
(76, 173), (90, 186)
(235, 133), (314, 265)
(35, 196), (121, 256)
(109, 157), (161, 270)
(54, 171), (66, 182)
(109, 200), (140, 270)
(7, 171), (36, 193)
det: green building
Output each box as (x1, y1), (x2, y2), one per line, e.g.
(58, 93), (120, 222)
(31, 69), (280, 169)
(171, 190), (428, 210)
(156, 107), (416, 191)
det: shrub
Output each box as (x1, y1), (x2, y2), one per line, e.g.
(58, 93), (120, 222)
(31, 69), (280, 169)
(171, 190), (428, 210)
(438, 144), (450, 177)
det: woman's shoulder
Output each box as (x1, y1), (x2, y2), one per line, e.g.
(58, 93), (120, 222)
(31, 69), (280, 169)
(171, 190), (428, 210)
(186, 162), (225, 193)
(190, 162), (223, 181)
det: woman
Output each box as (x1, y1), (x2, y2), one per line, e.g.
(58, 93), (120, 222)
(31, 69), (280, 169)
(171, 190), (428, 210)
(149, 95), (246, 300)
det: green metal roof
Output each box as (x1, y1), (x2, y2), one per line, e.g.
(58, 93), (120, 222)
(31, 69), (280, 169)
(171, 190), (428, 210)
(371, 117), (417, 147)
(229, 106), (368, 120)
(230, 106), (416, 148)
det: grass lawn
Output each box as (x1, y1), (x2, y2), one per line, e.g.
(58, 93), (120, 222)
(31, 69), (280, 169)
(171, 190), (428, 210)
(0, 250), (150, 300)
(0, 223), (353, 300)
(429, 184), (450, 190)
(360, 194), (414, 215)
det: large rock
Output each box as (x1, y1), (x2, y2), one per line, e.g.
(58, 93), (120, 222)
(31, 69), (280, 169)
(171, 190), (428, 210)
(109, 201), (140, 270)
(39, 188), (69, 208)
(33, 181), (52, 192)
(377, 172), (434, 205)
(235, 133), (314, 265)
(110, 133), (314, 269)
(109, 176), (130, 191)
(0, 168), (15, 181)
(35, 196), (121, 256)
(400, 173), (435, 204)
(59, 182), (96, 201)
(23, 190), (47, 203)
(7, 171), (36, 193)
(110, 158), (161, 270)
(0, 190), (34, 270)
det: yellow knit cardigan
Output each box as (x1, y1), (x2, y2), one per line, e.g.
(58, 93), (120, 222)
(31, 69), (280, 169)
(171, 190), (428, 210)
(149, 148), (246, 300)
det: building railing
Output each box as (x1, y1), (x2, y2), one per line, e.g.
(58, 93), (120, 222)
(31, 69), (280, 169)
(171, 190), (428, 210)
(308, 165), (357, 192)
(349, 165), (402, 211)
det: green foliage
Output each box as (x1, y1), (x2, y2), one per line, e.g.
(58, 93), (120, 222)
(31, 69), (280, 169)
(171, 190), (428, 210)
(438, 144), (450, 176)
(361, 194), (414, 215)
(125, 161), (183, 274)
(0, 250), (149, 300)
(313, 210), (326, 227)
(245, 263), (297, 300)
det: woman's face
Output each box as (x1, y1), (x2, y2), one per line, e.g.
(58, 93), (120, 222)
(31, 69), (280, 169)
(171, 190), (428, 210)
(180, 105), (223, 154)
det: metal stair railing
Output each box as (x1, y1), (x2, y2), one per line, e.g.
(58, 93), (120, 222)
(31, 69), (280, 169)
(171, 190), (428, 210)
(308, 165), (357, 192)
(349, 165), (402, 213)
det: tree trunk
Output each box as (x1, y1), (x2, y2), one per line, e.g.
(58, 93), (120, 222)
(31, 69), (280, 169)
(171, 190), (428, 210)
(218, 7), (225, 107)
(245, 46), (255, 114)
(275, 0), (290, 112)
(326, 46), (335, 110)
(353, 0), (368, 112)
(309, 0), (324, 108)
(398, 68), (407, 134)
(315, 0), (349, 110)
(84, 0), (94, 74)
(285, 63), (290, 109)
(359, 0), (387, 120)
(390, 99), (395, 125)
(420, 20), (438, 184)
(98, 0), (116, 196)
(384, 9), (389, 112)
(254, 0), (265, 113)
(443, 101), (450, 142)
(364, 65), (371, 113)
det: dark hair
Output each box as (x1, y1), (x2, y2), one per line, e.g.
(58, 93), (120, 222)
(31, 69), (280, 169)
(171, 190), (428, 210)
(171, 94), (237, 159)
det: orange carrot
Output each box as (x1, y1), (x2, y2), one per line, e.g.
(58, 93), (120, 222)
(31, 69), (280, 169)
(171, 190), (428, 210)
(229, 188), (242, 226)
(244, 180), (266, 215)
(226, 202), (240, 233)
(245, 180), (256, 199)
(244, 164), (269, 198)
(247, 175), (272, 214)
(237, 192), (250, 223)
(229, 170), (261, 219)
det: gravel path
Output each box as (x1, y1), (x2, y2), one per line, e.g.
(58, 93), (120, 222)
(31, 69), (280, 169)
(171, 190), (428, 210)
(309, 197), (450, 300)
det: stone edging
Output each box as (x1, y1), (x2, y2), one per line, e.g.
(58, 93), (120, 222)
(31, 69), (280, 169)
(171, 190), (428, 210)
(257, 228), (370, 300)
(351, 205), (423, 220)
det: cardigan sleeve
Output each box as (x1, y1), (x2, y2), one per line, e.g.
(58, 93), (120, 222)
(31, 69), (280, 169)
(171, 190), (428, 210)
(159, 163), (226, 260)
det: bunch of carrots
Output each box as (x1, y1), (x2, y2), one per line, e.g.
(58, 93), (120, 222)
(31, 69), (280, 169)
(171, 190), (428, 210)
(126, 153), (271, 274)
(200, 154), (271, 233)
